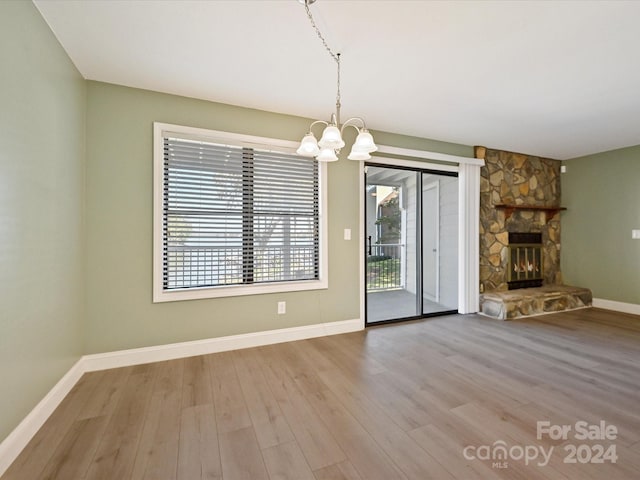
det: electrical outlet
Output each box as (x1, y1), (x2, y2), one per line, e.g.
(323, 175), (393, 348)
(632, 229), (640, 240)
(277, 301), (286, 314)
(344, 228), (351, 240)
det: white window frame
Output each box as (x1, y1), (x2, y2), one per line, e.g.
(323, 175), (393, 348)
(153, 122), (328, 303)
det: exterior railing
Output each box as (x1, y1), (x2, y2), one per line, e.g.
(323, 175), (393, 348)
(164, 245), (316, 289)
(367, 243), (403, 291)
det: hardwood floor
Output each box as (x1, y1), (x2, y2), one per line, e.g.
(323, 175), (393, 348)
(4, 308), (640, 479)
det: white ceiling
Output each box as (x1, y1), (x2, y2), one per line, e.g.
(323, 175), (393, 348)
(34, 0), (640, 160)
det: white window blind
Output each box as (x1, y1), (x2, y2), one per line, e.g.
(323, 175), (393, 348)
(162, 136), (320, 291)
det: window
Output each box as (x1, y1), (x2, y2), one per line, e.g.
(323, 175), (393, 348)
(153, 123), (327, 302)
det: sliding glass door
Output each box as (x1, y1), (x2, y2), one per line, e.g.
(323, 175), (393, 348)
(365, 165), (458, 324)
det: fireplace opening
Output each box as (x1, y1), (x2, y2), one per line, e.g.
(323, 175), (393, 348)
(507, 232), (543, 290)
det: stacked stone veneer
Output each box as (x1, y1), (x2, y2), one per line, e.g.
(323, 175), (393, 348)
(476, 146), (562, 292)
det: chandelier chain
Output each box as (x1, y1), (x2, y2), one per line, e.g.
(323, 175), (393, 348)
(303, 1), (338, 64)
(304, 1), (341, 114)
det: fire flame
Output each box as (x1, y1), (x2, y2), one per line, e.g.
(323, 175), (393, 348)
(514, 261), (539, 273)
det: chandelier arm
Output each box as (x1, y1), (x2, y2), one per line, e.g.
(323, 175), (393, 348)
(340, 117), (367, 132)
(308, 120), (329, 133)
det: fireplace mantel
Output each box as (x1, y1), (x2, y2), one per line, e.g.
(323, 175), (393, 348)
(494, 203), (566, 223)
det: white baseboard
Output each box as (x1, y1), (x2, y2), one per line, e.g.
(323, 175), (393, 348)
(593, 298), (640, 316)
(82, 318), (362, 372)
(0, 318), (362, 476)
(0, 359), (85, 476)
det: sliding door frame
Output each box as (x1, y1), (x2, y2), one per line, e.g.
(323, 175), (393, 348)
(359, 151), (484, 327)
(363, 162), (458, 326)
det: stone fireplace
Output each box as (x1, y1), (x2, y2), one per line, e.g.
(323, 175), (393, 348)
(475, 146), (562, 292)
(475, 146), (592, 320)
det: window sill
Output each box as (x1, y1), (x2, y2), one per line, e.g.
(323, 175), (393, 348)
(152, 278), (328, 303)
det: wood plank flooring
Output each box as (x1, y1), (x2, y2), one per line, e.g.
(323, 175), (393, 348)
(4, 308), (640, 479)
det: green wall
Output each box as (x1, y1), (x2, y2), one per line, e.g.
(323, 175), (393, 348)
(0, 1), (86, 441)
(84, 82), (472, 353)
(562, 146), (640, 304)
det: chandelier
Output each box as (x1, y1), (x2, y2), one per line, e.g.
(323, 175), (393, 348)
(296, 0), (377, 162)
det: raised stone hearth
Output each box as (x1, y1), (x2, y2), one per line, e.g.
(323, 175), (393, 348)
(480, 285), (592, 320)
